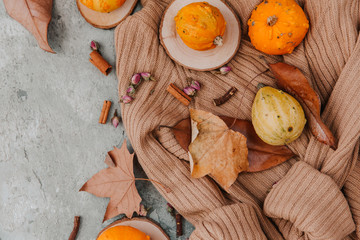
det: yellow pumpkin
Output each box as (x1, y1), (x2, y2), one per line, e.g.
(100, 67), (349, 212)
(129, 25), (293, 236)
(252, 86), (306, 146)
(174, 2), (226, 51)
(247, 0), (309, 55)
(80, 0), (126, 13)
(97, 226), (150, 240)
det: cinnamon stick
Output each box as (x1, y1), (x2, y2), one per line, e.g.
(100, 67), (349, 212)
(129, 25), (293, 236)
(68, 216), (80, 240)
(167, 83), (191, 106)
(176, 213), (183, 237)
(102, 101), (112, 124)
(89, 50), (112, 76)
(99, 101), (107, 123)
(213, 87), (238, 106)
(99, 100), (112, 124)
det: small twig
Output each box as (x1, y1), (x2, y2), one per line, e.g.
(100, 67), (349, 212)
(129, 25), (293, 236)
(134, 178), (172, 193)
(176, 213), (183, 237)
(68, 216), (80, 240)
(213, 87), (238, 106)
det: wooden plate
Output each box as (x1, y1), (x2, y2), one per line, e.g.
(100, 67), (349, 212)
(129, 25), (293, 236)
(97, 217), (170, 240)
(76, 0), (138, 29)
(159, 0), (241, 71)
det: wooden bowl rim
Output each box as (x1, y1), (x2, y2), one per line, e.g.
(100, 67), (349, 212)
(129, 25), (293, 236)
(76, 0), (138, 29)
(96, 217), (170, 240)
(159, 0), (241, 71)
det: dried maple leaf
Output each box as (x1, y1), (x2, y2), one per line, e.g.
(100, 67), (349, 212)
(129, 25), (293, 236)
(269, 62), (337, 149)
(4, 0), (55, 53)
(172, 116), (294, 173)
(188, 109), (249, 191)
(80, 140), (142, 222)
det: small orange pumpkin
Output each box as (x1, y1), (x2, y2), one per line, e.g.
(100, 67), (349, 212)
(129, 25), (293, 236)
(247, 0), (309, 55)
(174, 2), (227, 51)
(97, 225), (150, 240)
(80, 0), (126, 13)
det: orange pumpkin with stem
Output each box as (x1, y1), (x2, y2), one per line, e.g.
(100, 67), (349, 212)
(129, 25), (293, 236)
(97, 225), (150, 240)
(174, 2), (227, 51)
(247, 0), (309, 55)
(80, 0), (126, 13)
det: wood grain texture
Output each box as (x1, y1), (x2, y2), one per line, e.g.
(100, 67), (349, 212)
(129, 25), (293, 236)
(96, 217), (170, 240)
(76, 0), (138, 29)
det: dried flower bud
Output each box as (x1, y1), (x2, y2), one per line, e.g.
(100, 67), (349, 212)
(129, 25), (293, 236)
(111, 109), (120, 128)
(190, 80), (201, 91)
(138, 204), (148, 217)
(131, 73), (141, 85)
(219, 66), (231, 75)
(167, 203), (174, 212)
(126, 85), (136, 95)
(120, 95), (133, 104)
(167, 203), (176, 217)
(140, 72), (155, 81)
(90, 40), (100, 51)
(183, 86), (196, 97)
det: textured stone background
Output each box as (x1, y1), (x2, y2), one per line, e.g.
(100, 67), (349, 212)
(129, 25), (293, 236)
(0, 1), (193, 239)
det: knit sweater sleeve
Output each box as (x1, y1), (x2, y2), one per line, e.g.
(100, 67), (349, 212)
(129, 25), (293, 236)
(262, 0), (360, 238)
(115, 0), (360, 239)
(114, 1), (281, 239)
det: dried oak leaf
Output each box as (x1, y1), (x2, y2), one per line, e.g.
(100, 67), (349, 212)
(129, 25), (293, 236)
(80, 140), (141, 222)
(4, 0), (55, 53)
(188, 109), (249, 191)
(269, 62), (337, 149)
(172, 116), (294, 173)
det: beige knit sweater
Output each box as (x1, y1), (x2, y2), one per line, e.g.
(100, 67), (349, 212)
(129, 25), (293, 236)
(115, 0), (360, 239)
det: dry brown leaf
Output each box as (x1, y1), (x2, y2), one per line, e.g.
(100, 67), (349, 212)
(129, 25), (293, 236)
(80, 140), (142, 222)
(269, 62), (337, 149)
(171, 116), (294, 172)
(4, 0), (55, 53)
(189, 109), (248, 191)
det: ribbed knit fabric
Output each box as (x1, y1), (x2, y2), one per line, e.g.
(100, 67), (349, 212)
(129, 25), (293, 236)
(114, 0), (360, 239)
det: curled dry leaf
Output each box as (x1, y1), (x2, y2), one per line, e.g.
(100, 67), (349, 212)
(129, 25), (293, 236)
(189, 109), (249, 191)
(220, 116), (294, 172)
(171, 118), (192, 152)
(80, 140), (142, 222)
(171, 116), (294, 172)
(4, 0), (55, 53)
(269, 62), (337, 149)
(172, 115), (294, 173)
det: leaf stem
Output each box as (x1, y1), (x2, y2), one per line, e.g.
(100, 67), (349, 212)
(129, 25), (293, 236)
(135, 178), (171, 193)
(229, 69), (269, 129)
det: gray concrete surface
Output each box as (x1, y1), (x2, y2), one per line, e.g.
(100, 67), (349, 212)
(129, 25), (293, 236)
(0, 1), (194, 239)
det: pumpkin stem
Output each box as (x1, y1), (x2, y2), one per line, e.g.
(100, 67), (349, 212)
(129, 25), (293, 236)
(267, 15), (278, 26)
(214, 36), (223, 46)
